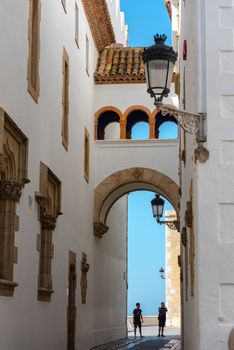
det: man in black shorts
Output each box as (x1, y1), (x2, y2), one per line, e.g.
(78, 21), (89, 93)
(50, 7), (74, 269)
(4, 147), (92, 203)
(133, 302), (143, 338)
(157, 302), (168, 337)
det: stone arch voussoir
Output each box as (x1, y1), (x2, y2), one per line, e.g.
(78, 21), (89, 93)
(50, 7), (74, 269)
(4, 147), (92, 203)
(94, 167), (179, 238)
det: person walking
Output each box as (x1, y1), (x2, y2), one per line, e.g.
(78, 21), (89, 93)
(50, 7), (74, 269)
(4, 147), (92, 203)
(157, 302), (168, 337)
(133, 302), (144, 338)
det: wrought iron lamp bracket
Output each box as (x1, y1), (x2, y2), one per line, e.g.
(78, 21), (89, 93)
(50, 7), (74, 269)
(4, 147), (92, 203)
(158, 105), (207, 143)
(156, 219), (180, 231)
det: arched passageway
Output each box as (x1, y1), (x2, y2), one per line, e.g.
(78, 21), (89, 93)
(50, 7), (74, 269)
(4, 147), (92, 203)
(93, 167), (179, 237)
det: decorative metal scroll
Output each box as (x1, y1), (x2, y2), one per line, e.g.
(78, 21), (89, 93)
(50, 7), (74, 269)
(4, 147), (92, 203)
(158, 105), (207, 142)
(157, 219), (180, 231)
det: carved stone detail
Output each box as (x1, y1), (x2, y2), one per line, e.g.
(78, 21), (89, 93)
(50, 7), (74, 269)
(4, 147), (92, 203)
(36, 162), (61, 302)
(80, 253), (90, 304)
(194, 145), (209, 163)
(93, 222), (109, 238)
(185, 201), (193, 228)
(0, 180), (22, 201)
(0, 109), (28, 296)
(67, 251), (77, 350)
(181, 227), (188, 247)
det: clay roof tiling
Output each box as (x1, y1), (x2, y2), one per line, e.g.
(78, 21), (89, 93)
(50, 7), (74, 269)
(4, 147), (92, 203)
(94, 46), (146, 84)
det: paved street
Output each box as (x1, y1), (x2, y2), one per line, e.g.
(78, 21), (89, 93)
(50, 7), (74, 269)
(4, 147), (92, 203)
(92, 326), (180, 350)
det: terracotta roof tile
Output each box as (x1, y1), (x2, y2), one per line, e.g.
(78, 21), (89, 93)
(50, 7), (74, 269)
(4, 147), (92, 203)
(82, 0), (115, 52)
(94, 46), (146, 84)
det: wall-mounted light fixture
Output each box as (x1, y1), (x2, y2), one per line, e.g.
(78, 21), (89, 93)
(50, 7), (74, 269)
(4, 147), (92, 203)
(159, 267), (166, 279)
(143, 34), (208, 158)
(151, 194), (180, 231)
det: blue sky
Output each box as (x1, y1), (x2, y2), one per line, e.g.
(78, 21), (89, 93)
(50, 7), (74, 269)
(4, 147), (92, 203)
(120, 0), (172, 47)
(119, 0), (174, 316)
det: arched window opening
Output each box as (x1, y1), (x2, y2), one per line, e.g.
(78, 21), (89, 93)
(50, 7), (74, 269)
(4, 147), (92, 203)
(104, 122), (120, 140)
(158, 122), (178, 139)
(155, 113), (178, 139)
(131, 122), (149, 140)
(97, 111), (120, 140)
(126, 110), (149, 139)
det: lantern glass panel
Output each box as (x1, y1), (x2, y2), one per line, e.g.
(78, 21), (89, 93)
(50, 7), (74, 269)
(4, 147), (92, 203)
(151, 201), (164, 218)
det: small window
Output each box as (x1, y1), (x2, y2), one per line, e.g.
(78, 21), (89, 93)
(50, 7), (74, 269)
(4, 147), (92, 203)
(27, 0), (41, 102)
(61, 0), (66, 12)
(84, 127), (90, 182)
(75, 3), (79, 47)
(62, 48), (69, 150)
(86, 35), (89, 75)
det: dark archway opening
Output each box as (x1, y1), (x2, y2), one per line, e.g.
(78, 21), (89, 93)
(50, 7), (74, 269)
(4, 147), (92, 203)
(155, 112), (178, 139)
(126, 110), (149, 139)
(98, 111), (120, 140)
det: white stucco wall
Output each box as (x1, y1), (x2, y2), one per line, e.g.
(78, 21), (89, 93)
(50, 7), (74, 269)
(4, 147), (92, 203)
(92, 196), (128, 346)
(197, 1), (234, 349)
(94, 139), (179, 187)
(107, 0), (128, 46)
(95, 84), (178, 114)
(0, 1), (128, 350)
(179, 0), (234, 349)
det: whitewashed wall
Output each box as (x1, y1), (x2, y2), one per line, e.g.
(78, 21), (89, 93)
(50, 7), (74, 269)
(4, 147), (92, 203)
(95, 84), (178, 113)
(107, 0), (128, 45)
(92, 196), (128, 346)
(179, 0), (234, 349)
(0, 1), (128, 349)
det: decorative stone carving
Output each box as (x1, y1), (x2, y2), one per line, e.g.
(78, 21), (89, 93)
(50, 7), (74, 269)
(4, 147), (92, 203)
(181, 227), (187, 247)
(36, 162), (62, 302)
(0, 180), (22, 201)
(93, 222), (109, 238)
(185, 201), (193, 228)
(194, 144), (209, 163)
(67, 251), (77, 350)
(0, 109), (29, 296)
(80, 253), (90, 304)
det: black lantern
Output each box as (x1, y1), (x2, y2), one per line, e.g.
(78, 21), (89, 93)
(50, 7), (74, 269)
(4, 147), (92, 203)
(159, 267), (165, 279)
(142, 34), (178, 106)
(151, 194), (165, 220)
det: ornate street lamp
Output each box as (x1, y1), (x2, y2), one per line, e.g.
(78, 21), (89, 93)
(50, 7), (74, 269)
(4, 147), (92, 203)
(159, 267), (166, 279)
(142, 34), (177, 106)
(143, 34), (209, 161)
(151, 194), (179, 231)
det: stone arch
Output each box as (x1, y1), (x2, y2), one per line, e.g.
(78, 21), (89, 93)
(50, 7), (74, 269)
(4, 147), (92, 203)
(123, 105), (152, 120)
(94, 167), (179, 237)
(94, 106), (122, 140)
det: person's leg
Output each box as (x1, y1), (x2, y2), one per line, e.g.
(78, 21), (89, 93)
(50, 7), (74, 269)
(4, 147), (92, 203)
(158, 326), (161, 336)
(139, 324), (143, 337)
(134, 324), (136, 337)
(161, 326), (165, 336)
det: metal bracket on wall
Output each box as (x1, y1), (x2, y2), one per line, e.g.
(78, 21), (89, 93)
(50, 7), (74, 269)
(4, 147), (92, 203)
(158, 105), (207, 143)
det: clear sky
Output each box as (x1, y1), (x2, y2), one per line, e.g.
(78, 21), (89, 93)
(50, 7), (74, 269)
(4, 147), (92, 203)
(120, 0), (172, 47)
(119, 0), (174, 316)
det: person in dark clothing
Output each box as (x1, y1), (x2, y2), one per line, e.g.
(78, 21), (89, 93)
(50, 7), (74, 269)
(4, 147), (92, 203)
(133, 302), (144, 338)
(157, 302), (168, 337)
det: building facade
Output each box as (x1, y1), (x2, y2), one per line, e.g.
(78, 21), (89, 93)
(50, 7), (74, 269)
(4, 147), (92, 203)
(0, 1), (129, 349)
(168, 0), (234, 349)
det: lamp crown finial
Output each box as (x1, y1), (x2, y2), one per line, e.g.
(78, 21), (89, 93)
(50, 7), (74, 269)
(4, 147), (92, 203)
(154, 34), (167, 45)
